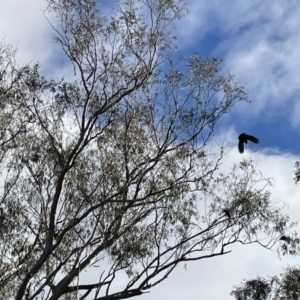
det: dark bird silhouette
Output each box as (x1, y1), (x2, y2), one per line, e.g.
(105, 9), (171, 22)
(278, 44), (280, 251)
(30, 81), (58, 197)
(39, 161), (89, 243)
(0, 207), (3, 224)
(238, 133), (259, 153)
(30, 153), (40, 162)
(280, 236), (291, 243)
(223, 209), (231, 219)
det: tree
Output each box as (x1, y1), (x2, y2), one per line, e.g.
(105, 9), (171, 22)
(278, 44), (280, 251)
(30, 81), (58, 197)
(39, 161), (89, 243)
(293, 161), (300, 184)
(231, 277), (275, 300)
(0, 0), (296, 299)
(230, 266), (300, 300)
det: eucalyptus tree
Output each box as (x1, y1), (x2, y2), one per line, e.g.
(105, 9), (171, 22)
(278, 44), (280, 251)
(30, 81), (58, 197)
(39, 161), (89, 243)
(0, 0), (295, 299)
(231, 267), (300, 300)
(294, 161), (300, 184)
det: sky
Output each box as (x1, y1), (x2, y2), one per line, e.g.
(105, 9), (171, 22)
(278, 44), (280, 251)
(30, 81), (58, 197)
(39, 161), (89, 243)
(0, 0), (300, 299)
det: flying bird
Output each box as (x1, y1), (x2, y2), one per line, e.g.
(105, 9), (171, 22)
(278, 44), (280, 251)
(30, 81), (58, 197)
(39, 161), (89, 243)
(238, 133), (259, 153)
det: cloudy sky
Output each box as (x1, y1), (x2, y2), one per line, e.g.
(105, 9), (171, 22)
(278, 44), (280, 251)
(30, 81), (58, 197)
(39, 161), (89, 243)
(1, 0), (300, 299)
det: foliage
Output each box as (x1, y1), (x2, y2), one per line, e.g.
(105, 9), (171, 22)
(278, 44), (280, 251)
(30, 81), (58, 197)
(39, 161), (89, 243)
(231, 267), (300, 300)
(0, 0), (296, 299)
(293, 161), (300, 185)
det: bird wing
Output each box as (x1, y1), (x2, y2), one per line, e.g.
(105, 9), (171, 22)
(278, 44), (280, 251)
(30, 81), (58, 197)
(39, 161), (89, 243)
(238, 141), (244, 153)
(238, 133), (245, 140)
(238, 133), (247, 143)
(245, 134), (259, 144)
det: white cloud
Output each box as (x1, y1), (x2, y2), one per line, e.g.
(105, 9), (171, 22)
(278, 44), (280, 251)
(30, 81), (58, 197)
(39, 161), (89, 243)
(175, 1), (300, 127)
(0, 0), (73, 79)
(0, 1), (51, 63)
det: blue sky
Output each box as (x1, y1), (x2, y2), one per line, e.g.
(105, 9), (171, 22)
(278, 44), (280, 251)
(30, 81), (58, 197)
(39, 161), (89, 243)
(176, 0), (300, 155)
(1, 1), (300, 299)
